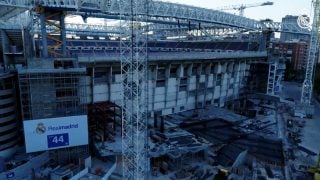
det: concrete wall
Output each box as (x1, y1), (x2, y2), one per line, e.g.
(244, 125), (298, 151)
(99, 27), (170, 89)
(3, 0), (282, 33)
(86, 60), (249, 116)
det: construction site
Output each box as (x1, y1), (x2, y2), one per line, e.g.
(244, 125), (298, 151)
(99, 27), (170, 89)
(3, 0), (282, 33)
(0, 0), (319, 179)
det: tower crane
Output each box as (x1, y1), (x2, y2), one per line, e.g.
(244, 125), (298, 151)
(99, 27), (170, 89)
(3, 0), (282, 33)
(120, 0), (149, 179)
(300, 0), (320, 117)
(217, 1), (274, 17)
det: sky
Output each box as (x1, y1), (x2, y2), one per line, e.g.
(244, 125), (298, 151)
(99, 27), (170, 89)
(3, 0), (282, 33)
(66, 0), (314, 24)
(164, 0), (313, 22)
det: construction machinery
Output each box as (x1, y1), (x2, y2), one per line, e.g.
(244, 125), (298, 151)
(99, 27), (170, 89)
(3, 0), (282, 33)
(120, 0), (149, 179)
(300, 0), (320, 117)
(217, 1), (274, 17)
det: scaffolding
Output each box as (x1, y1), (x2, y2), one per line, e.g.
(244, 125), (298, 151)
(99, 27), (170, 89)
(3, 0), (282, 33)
(18, 68), (87, 120)
(17, 62), (89, 165)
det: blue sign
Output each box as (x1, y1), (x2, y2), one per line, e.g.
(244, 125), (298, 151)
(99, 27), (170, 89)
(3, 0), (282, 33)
(6, 172), (15, 179)
(47, 133), (69, 148)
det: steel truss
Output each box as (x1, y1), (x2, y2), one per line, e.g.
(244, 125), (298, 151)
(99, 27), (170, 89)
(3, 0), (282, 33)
(0, 0), (311, 35)
(301, 0), (320, 105)
(120, 0), (148, 179)
(267, 59), (278, 95)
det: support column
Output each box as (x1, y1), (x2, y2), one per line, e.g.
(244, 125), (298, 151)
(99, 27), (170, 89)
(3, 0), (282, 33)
(108, 66), (112, 101)
(60, 13), (67, 56)
(260, 31), (272, 51)
(176, 64), (183, 108)
(195, 64), (203, 108)
(204, 63), (211, 106)
(164, 64), (171, 109)
(40, 13), (48, 58)
(160, 116), (164, 133)
(154, 113), (158, 128)
(211, 63), (217, 105)
(1, 30), (9, 67)
(91, 66), (95, 103)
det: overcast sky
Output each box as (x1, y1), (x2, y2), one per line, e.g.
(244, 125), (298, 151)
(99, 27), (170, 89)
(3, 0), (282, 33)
(165, 0), (313, 22)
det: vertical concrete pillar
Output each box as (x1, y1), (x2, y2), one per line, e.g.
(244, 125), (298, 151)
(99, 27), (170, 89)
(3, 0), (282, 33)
(164, 64), (171, 108)
(91, 66), (95, 102)
(176, 64), (183, 107)
(1, 30), (9, 68)
(60, 13), (67, 56)
(40, 13), (48, 58)
(108, 66), (112, 101)
(154, 113), (158, 128)
(160, 116), (164, 133)
(195, 64), (202, 108)
(211, 63), (216, 104)
(152, 65), (158, 112)
(260, 31), (272, 51)
(177, 64), (183, 78)
(204, 63), (211, 105)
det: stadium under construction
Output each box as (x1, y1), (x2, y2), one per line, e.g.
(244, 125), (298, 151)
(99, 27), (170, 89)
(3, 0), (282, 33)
(0, 0), (319, 180)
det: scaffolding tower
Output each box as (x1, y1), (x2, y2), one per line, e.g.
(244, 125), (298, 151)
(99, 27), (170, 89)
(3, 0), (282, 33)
(120, 0), (149, 179)
(301, 0), (320, 107)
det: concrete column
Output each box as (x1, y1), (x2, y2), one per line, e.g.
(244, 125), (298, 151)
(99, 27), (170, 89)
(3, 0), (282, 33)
(240, 61), (247, 89)
(164, 64), (171, 108)
(204, 63), (211, 105)
(214, 62), (222, 74)
(177, 64), (183, 78)
(91, 67), (95, 103)
(213, 63), (221, 106)
(260, 31), (272, 51)
(176, 64), (183, 107)
(227, 62), (234, 98)
(195, 64), (202, 108)
(22, 28), (28, 62)
(153, 65), (157, 111)
(186, 64), (192, 107)
(152, 65), (158, 112)
(187, 63), (193, 76)
(1, 30), (9, 67)
(154, 113), (158, 128)
(211, 63), (216, 104)
(220, 62), (228, 107)
(160, 116), (164, 133)
(234, 62), (241, 98)
(60, 13), (67, 56)
(108, 66), (112, 101)
(40, 13), (48, 58)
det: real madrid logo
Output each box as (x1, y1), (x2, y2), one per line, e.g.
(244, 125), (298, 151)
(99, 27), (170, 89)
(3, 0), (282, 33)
(297, 15), (311, 30)
(36, 123), (46, 134)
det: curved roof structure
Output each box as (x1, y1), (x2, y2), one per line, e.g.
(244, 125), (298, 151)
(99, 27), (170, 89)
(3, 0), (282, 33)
(0, 0), (310, 34)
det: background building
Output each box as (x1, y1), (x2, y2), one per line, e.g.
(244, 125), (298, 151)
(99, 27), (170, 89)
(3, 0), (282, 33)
(0, 72), (18, 159)
(280, 15), (310, 42)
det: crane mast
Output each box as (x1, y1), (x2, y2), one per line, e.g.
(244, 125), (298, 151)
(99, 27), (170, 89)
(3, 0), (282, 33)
(217, 1), (273, 16)
(120, 0), (149, 179)
(301, 0), (320, 106)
